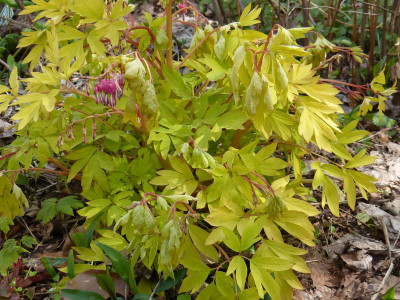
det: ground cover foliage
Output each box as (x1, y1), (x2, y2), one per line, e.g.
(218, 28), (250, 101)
(0, 0), (397, 299)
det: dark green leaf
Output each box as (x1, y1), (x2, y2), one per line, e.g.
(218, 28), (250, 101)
(132, 294), (150, 300)
(46, 257), (68, 266)
(41, 257), (58, 280)
(68, 250), (75, 279)
(21, 236), (37, 248)
(128, 254), (139, 294)
(156, 268), (187, 292)
(57, 196), (84, 216)
(94, 242), (130, 285)
(0, 239), (20, 274)
(86, 212), (104, 246)
(36, 198), (58, 224)
(61, 289), (106, 300)
(95, 270), (116, 300)
(72, 232), (88, 248)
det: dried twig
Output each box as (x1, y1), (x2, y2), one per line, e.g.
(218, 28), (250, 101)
(0, 16), (35, 29)
(149, 277), (162, 300)
(0, 59), (12, 72)
(371, 217), (394, 300)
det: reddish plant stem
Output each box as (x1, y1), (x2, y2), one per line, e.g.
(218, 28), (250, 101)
(123, 0), (135, 27)
(167, 201), (198, 221)
(125, 39), (164, 75)
(49, 157), (82, 181)
(166, 0), (173, 67)
(319, 78), (370, 90)
(59, 111), (122, 136)
(78, 63), (118, 80)
(172, 19), (197, 28)
(235, 0), (241, 15)
(57, 104), (115, 129)
(126, 192), (161, 209)
(5, 168), (69, 177)
(249, 171), (275, 194)
(0, 151), (17, 161)
(126, 26), (156, 43)
(230, 120), (252, 148)
(257, 25), (279, 71)
(214, 244), (230, 262)
(172, 6), (209, 23)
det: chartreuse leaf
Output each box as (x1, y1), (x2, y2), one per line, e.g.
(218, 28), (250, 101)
(250, 260), (281, 299)
(230, 45), (246, 102)
(238, 288), (259, 299)
(221, 227), (241, 252)
(197, 282), (221, 299)
(383, 287), (395, 300)
(0, 174), (28, 220)
(110, 0), (135, 21)
(162, 66), (192, 98)
(73, 242), (105, 262)
(180, 238), (211, 294)
(9, 67), (18, 96)
(349, 170), (377, 199)
(215, 271), (235, 298)
(344, 174), (357, 210)
(279, 270), (304, 290)
(345, 148), (376, 168)
(251, 257), (294, 271)
(71, 0), (104, 22)
(58, 263), (106, 274)
(189, 225), (219, 262)
(239, 4), (261, 26)
(66, 147), (97, 182)
(322, 177), (340, 217)
(239, 217), (264, 251)
(226, 256), (247, 291)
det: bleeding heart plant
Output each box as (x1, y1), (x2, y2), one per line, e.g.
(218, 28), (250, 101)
(0, 0), (396, 299)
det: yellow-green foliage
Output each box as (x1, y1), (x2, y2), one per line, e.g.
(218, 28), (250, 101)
(0, 1), (395, 298)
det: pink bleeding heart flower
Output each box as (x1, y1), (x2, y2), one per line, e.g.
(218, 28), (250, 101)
(179, 2), (187, 20)
(94, 74), (124, 107)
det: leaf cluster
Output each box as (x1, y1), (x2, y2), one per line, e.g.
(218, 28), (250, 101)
(36, 196), (84, 224)
(0, 1), (391, 299)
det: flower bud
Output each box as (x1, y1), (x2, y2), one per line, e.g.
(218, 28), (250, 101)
(82, 123), (87, 144)
(92, 121), (97, 140)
